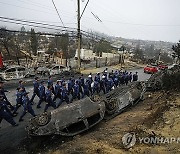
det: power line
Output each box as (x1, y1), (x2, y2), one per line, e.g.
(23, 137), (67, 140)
(91, 12), (102, 22)
(0, 19), (70, 33)
(80, 0), (90, 20)
(0, 16), (100, 38)
(0, 16), (107, 41)
(0, 19), (103, 41)
(0, 16), (75, 31)
(51, 0), (65, 28)
(0, 28), (77, 38)
(0, 28), (104, 43)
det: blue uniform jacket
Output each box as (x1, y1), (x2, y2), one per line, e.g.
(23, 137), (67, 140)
(39, 84), (45, 97)
(48, 79), (53, 87)
(16, 91), (24, 104)
(22, 95), (31, 106)
(61, 87), (68, 99)
(46, 89), (52, 102)
(55, 84), (61, 95)
(33, 81), (39, 91)
(73, 84), (80, 95)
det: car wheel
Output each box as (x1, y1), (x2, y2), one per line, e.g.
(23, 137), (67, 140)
(105, 98), (118, 115)
(35, 113), (51, 126)
(90, 95), (101, 102)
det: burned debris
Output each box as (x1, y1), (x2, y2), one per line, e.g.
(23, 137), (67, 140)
(26, 81), (145, 136)
(26, 97), (105, 136)
(146, 65), (180, 91)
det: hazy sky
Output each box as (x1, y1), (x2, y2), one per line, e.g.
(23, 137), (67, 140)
(0, 0), (180, 42)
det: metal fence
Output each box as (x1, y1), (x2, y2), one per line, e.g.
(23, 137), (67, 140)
(80, 56), (121, 69)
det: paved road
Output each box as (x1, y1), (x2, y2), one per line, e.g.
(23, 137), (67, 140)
(0, 68), (151, 154)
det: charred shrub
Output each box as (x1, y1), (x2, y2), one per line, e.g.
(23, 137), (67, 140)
(162, 68), (180, 90)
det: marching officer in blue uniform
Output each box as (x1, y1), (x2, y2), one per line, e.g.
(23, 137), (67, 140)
(0, 81), (14, 111)
(77, 77), (84, 98)
(108, 70), (114, 79)
(0, 95), (18, 126)
(30, 77), (40, 102)
(133, 72), (138, 81)
(124, 72), (129, 85)
(36, 81), (46, 108)
(44, 85), (56, 112)
(71, 80), (80, 101)
(83, 80), (90, 97)
(13, 87), (24, 116)
(106, 77), (114, 93)
(114, 70), (119, 78)
(53, 80), (62, 102)
(88, 73), (93, 82)
(100, 75), (107, 94)
(72, 76), (75, 87)
(92, 80), (100, 95)
(61, 76), (65, 85)
(119, 72), (124, 85)
(19, 92), (36, 122)
(128, 72), (133, 82)
(67, 77), (73, 95)
(57, 83), (69, 107)
(80, 74), (85, 86)
(18, 80), (26, 92)
(113, 76), (119, 87)
(87, 75), (93, 95)
(48, 75), (55, 95)
(103, 71), (108, 80)
(94, 72), (101, 83)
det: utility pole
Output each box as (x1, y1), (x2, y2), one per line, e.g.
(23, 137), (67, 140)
(77, 0), (81, 72)
(158, 50), (161, 64)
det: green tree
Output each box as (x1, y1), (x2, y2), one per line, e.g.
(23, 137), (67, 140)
(30, 28), (38, 56)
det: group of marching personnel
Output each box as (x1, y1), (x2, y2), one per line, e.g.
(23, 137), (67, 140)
(0, 69), (138, 127)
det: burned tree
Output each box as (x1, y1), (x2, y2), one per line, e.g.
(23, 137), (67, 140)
(30, 28), (38, 56)
(172, 40), (180, 64)
(0, 28), (13, 59)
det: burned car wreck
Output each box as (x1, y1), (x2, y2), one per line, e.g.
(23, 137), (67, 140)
(26, 81), (145, 136)
(26, 97), (105, 136)
(103, 81), (145, 119)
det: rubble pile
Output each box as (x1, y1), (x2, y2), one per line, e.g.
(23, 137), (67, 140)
(147, 65), (180, 91)
(162, 65), (180, 90)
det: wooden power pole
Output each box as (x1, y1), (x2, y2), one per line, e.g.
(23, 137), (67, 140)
(77, 0), (81, 72)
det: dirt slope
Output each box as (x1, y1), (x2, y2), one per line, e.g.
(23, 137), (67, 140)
(31, 91), (177, 154)
(19, 91), (180, 154)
